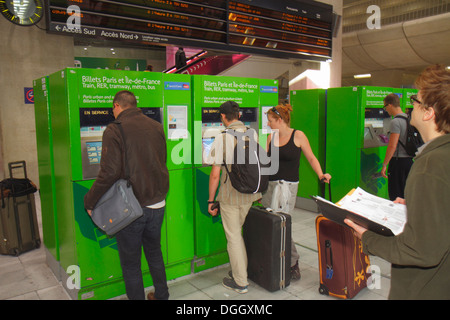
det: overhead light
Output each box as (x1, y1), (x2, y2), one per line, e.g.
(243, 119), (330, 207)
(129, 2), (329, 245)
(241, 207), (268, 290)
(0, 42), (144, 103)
(354, 74), (371, 79)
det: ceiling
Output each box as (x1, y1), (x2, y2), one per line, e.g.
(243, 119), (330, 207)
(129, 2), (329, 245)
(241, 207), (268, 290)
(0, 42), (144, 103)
(341, 0), (450, 87)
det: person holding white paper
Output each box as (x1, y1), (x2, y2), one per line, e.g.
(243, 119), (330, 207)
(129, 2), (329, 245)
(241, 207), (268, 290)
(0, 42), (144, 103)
(346, 65), (450, 300)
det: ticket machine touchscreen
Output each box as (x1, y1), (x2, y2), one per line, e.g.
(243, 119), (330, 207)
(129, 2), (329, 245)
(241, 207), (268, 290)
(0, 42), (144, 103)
(200, 107), (259, 165)
(202, 137), (215, 164)
(81, 137), (104, 179)
(80, 107), (162, 179)
(364, 108), (390, 148)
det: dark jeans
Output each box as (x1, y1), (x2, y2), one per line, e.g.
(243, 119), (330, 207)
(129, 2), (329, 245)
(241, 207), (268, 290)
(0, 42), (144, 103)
(115, 206), (169, 300)
(388, 157), (413, 201)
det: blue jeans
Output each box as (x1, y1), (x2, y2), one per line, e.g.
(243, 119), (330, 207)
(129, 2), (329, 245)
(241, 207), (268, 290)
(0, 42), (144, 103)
(115, 206), (169, 300)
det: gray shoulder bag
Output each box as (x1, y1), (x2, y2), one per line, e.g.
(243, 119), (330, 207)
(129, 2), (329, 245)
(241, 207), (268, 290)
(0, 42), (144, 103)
(90, 121), (143, 236)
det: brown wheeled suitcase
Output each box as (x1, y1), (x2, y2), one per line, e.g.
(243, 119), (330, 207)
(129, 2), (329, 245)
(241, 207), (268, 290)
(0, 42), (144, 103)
(315, 216), (371, 299)
(315, 179), (371, 299)
(0, 161), (40, 256)
(243, 206), (291, 292)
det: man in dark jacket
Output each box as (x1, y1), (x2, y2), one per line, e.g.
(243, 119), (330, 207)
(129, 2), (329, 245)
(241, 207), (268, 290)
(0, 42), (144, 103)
(84, 90), (170, 300)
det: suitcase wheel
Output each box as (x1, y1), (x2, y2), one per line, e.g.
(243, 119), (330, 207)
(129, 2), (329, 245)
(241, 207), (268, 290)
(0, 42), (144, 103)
(319, 284), (329, 296)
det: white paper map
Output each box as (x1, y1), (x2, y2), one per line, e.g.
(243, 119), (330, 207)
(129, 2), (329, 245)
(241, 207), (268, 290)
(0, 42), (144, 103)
(315, 187), (407, 236)
(337, 187), (407, 236)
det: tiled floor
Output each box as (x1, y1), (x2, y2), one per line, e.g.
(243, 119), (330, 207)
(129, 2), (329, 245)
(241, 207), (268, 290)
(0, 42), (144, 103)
(0, 194), (391, 300)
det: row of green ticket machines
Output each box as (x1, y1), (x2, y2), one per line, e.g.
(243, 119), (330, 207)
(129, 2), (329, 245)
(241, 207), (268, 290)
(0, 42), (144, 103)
(33, 68), (416, 299)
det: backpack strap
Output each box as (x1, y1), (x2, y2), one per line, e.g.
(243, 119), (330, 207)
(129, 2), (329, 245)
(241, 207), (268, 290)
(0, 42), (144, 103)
(393, 115), (409, 155)
(221, 129), (235, 184)
(221, 126), (254, 183)
(113, 120), (132, 187)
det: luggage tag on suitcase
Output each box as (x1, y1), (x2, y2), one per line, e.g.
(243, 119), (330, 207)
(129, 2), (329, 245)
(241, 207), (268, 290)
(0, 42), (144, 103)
(326, 267), (334, 279)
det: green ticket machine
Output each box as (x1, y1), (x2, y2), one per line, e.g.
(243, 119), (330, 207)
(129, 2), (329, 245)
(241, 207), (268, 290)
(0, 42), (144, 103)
(326, 86), (400, 201)
(191, 75), (278, 272)
(402, 88), (419, 114)
(34, 76), (60, 277)
(34, 68), (194, 299)
(290, 89), (327, 210)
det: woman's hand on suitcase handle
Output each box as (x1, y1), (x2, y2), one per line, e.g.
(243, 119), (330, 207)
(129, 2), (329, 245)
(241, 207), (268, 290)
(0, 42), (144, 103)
(320, 174), (332, 184)
(344, 219), (367, 240)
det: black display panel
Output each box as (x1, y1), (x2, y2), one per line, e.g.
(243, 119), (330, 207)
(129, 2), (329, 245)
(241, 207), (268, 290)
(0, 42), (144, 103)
(79, 107), (162, 127)
(201, 107), (257, 123)
(239, 107), (257, 123)
(141, 107), (162, 123)
(365, 108), (390, 119)
(80, 108), (114, 127)
(46, 0), (333, 60)
(227, 0), (332, 57)
(202, 107), (222, 123)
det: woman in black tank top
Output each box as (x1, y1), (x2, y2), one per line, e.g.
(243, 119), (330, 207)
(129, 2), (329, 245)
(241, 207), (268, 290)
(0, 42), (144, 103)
(261, 104), (332, 281)
(268, 129), (302, 182)
(265, 104), (331, 184)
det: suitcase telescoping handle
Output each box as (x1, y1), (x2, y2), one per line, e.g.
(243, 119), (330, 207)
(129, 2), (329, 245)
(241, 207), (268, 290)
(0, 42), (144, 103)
(255, 205), (274, 213)
(320, 177), (331, 202)
(8, 161), (28, 179)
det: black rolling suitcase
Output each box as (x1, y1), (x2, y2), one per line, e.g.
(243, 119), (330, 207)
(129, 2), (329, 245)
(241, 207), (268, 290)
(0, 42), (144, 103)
(0, 161), (40, 256)
(243, 206), (291, 292)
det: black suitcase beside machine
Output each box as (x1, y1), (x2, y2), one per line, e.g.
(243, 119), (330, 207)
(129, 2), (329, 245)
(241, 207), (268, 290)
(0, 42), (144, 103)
(243, 206), (291, 292)
(0, 161), (40, 256)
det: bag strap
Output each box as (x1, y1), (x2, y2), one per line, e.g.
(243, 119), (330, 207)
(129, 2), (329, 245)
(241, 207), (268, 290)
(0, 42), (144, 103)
(1, 183), (5, 209)
(393, 115), (409, 155)
(114, 120), (131, 186)
(221, 126), (254, 181)
(221, 130), (235, 184)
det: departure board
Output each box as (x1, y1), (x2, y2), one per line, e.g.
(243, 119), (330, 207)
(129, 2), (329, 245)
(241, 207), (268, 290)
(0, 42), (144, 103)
(46, 0), (333, 60)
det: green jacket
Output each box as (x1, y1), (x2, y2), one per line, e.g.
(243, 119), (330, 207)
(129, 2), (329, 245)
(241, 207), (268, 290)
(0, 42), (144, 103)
(362, 134), (450, 300)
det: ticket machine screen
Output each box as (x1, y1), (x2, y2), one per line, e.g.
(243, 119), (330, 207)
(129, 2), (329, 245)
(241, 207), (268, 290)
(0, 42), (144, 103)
(80, 107), (163, 180)
(81, 138), (104, 180)
(239, 108), (257, 123)
(86, 141), (102, 164)
(200, 107), (259, 165)
(202, 137), (215, 164)
(364, 127), (373, 140)
(141, 107), (162, 124)
(364, 108), (390, 148)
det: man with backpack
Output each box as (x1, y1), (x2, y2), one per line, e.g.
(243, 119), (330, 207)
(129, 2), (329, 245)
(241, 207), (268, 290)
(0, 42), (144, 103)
(381, 93), (415, 200)
(207, 100), (262, 294)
